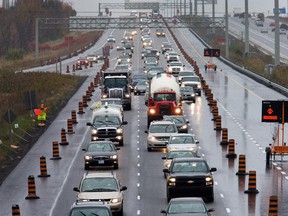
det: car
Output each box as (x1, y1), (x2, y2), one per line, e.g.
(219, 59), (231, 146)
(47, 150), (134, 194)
(133, 80), (147, 95)
(161, 197), (215, 215)
(180, 76), (202, 96)
(69, 201), (113, 216)
(122, 49), (132, 58)
(180, 86), (196, 103)
(107, 36), (116, 43)
(166, 133), (199, 153)
(117, 54), (131, 65)
(163, 157), (217, 202)
(177, 70), (195, 83)
(122, 41), (134, 53)
(141, 34), (151, 42)
(261, 28), (268, 33)
(100, 98), (123, 109)
(144, 62), (158, 73)
(280, 28), (286, 35)
(156, 28), (165, 37)
(162, 150), (198, 178)
(161, 42), (173, 54)
(166, 52), (180, 63)
(167, 61), (185, 76)
(145, 120), (178, 151)
(73, 172), (127, 215)
(142, 27), (150, 35)
(86, 54), (98, 63)
(123, 31), (133, 40)
(142, 38), (153, 48)
(116, 44), (126, 51)
(114, 64), (132, 72)
(141, 46), (153, 59)
(76, 57), (89, 69)
(163, 115), (190, 133)
(131, 74), (149, 90)
(144, 57), (158, 65)
(82, 141), (120, 170)
(147, 66), (166, 78)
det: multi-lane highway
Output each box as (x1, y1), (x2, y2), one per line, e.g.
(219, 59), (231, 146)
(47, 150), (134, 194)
(1, 17), (288, 216)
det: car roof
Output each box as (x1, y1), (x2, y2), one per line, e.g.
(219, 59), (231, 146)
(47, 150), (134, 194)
(89, 140), (114, 145)
(170, 133), (194, 137)
(172, 157), (206, 163)
(151, 120), (175, 125)
(169, 197), (204, 203)
(71, 201), (110, 208)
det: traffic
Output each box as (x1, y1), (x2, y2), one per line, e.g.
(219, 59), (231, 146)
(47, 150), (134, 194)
(1, 11), (288, 216)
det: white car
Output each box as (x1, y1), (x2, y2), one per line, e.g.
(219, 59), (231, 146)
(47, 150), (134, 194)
(167, 61), (185, 76)
(166, 133), (199, 153)
(280, 28), (286, 35)
(178, 70), (195, 83)
(166, 51), (180, 63)
(180, 75), (202, 96)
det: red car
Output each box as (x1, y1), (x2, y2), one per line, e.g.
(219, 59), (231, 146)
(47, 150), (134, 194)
(76, 57), (88, 69)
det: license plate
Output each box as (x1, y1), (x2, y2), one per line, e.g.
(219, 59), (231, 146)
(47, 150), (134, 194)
(98, 160), (104, 164)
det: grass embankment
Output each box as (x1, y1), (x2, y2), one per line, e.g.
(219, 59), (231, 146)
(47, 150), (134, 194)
(0, 31), (101, 182)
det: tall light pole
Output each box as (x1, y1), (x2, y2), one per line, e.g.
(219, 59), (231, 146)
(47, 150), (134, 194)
(225, 0), (229, 58)
(275, 0), (280, 65)
(244, 0), (249, 54)
(202, 0), (204, 16)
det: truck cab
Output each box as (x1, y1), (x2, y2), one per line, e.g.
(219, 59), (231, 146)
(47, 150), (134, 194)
(87, 104), (127, 146)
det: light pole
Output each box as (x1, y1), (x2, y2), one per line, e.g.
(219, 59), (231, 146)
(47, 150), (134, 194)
(244, 0), (249, 54)
(274, 0), (280, 65)
(225, 0), (229, 58)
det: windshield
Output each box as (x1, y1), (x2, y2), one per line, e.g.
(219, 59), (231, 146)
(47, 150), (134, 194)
(71, 207), (111, 216)
(149, 124), (177, 133)
(87, 143), (114, 152)
(171, 161), (208, 173)
(170, 136), (195, 144)
(182, 77), (200, 82)
(81, 178), (118, 192)
(168, 203), (206, 214)
(179, 72), (194, 77)
(170, 62), (182, 66)
(93, 115), (120, 126)
(180, 87), (194, 92)
(154, 93), (176, 101)
(104, 78), (127, 88)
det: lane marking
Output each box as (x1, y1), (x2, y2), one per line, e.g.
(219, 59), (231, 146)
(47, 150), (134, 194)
(226, 208), (231, 213)
(137, 210), (141, 215)
(220, 194), (224, 198)
(137, 195), (140, 200)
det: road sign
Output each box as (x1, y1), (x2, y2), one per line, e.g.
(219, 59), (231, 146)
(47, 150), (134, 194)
(2, 109), (17, 124)
(204, 48), (220, 57)
(261, 100), (288, 123)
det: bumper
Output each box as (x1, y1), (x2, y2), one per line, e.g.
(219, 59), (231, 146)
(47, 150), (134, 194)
(109, 202), (123, 213)
(85, 159), (118, 167)
(147, 140), (168, 149)
(167, 185), (213, 199)
(181, 95), (195, 102)
(91, 136), (123, 145)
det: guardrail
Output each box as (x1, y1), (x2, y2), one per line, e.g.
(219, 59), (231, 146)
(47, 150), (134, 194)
(188, 28), (288, 97)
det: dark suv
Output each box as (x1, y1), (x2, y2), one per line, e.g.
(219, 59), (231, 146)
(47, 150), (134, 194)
(163, 157), (217, 202)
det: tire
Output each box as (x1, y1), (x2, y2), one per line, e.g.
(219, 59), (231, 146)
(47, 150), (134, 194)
(84, 165), (89, 170)
(117, 206), (124, 216)
(114, 164), (119, 169)
(207, 195), (214, 203)
(126, 104), (131, 110)
(147, 147), (152, 152)
(119, 140), (124, 146)
(198, 91), (201, 96)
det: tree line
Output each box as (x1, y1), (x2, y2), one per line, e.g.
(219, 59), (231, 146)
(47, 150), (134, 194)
(0, 0), (76, 57)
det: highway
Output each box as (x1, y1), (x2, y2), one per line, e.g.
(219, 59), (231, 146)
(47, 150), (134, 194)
(1, 17), (288, 216)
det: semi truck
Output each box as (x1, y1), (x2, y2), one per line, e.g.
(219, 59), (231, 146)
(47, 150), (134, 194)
(147, 73), (183, 126)
(100, 70), (132, 110)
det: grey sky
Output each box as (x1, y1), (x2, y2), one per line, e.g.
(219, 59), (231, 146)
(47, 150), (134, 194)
(64, 0), (288, 16)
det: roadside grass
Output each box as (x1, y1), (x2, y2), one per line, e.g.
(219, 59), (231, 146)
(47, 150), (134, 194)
(0, 31), (101, 181)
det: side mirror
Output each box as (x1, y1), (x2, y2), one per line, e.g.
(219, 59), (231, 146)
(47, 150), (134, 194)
(145, 130), (148, 133)
(82, 148), (86, 151)
(186, 120), (189, 123)
(86, 122), (92, 126)
(210, 167), (217, 172)
(122, 121), (128, 125)
(163, 168), (170, 173)
(116, 147), (120, 150)
(161, 156), (167, 160)
(208, 208), (215, 212)
(73, 187), (80, 192)
(160, 210), (167, 214)
(195, 140), (199, 144)
(164, 141), (168, 145)
(120, 186), (127, 191)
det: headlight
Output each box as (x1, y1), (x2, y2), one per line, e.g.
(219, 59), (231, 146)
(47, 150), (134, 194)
(206, 176), (213, 185)
(116, 136), (122, 140)
(174, 108), (182, 114)
(149, 109), (156, 114)
(181, 125), (187, 129)
(102, 94), (108, 98)
(110, 198), (121, 203)
(116, 128), (122, 134)
(191, 93), (195, 97)
(168, 68), (172, 72)
(125, 93), (130, 98)
(85, 155), (92, 160)
(197, 84), (201, 89)
(110, 155), (118, 159)
(148, 135), (156, 142)
(189, 147), (197, 153)
(176, 56), (179, 60)
(91, 129), (97, 135)
(168, 177), (176, 186)
(165, 162), (171, 169)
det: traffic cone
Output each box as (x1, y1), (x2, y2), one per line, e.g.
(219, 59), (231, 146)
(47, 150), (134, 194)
(268, 195), (278, 216)
(25, 175), (40, 199)
(38, 156), (50, 177)
(12, 204), (21, 216)
(236, 155), (248, 175)
(50, 141), (62, 160)
(59, 128), (69, 145)
(244, 171), (259, 194)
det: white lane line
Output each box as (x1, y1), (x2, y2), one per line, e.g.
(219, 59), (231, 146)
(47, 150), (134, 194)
(49, 127), (90, 216)
(137, 183), (140, 187)
(137, 155), (140, 158)
(273, 162), (278, 166)
(137, 195), (140, 200)
(137, 163), (140, 167)
(137, 147), (140, 151)
(137, 210), (141, 215)
(276, 167), (282, 170)
(220, 194), (224, 198)
(138, 172), (140, 176)
(285, 176), (288, 180)
(214, 181), (218, 186)
(281, 171), (286, 175)
(226, 208), (231, 213)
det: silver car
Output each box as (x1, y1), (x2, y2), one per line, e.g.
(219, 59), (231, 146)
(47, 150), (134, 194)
(145, 120), (178, 151)
(166, 133), (199, 154)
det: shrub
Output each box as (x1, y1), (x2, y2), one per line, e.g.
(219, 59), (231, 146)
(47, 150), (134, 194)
(5, 49), (25, 60)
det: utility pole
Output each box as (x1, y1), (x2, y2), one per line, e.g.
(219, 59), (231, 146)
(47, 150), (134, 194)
(202, 0), (205, 16)
(35, 18), (39, 60)
(194, 0), (197, 16)
(244, 0), (249, 54)
(190, 0), (193, 27)
(225, 0), (229, 58)
(184, 0), (186, 16)
(275, 0), (280, 65)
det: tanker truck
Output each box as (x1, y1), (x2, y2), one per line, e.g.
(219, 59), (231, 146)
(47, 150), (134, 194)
(147, 73), (183, 126)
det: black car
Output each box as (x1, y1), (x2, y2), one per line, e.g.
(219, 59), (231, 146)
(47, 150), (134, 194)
(131, 74), (149, 90)
(133, 80), (147, 95)
(180, 86), (196, 103)
(163, 115), (189, 133)
(161, 197), (214, 215)
(69, 201), (112, 216)
(163, 157), (217, 202)
(82, 141), (120, 170)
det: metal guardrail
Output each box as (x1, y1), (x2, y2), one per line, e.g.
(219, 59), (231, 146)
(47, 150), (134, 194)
(188, 28), (288, 97)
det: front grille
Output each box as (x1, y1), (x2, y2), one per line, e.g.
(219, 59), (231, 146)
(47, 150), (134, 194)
(90, 199), (111, 202)
(176, 177), (206, 187)
(93, 156), (110, 160)
(97, 128), (117, 136)
(109, 88), (123, 98)
(159, 104), (172, 115)
(185, 83), (198, 89)
(156, 136), (170, 141)
(172, 68), (181, 72)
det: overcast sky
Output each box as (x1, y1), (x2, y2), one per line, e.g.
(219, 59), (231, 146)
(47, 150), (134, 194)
(64, 0), (288, 16)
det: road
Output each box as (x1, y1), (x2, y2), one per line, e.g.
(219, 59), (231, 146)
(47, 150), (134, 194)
(1, 18), (288, 216)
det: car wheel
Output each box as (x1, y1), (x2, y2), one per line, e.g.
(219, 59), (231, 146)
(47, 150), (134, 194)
(127, 104), (132, 110)
(198, 91), (201, 96)
(207, 195), (214, 202)
(117, 206), (124, 216)
(119, 140), (124, 146)
(84, 165), (89, 170)
(134, 92), (137, 95)
(114, 164), (119, 169)
(147, 147), (152, 152)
